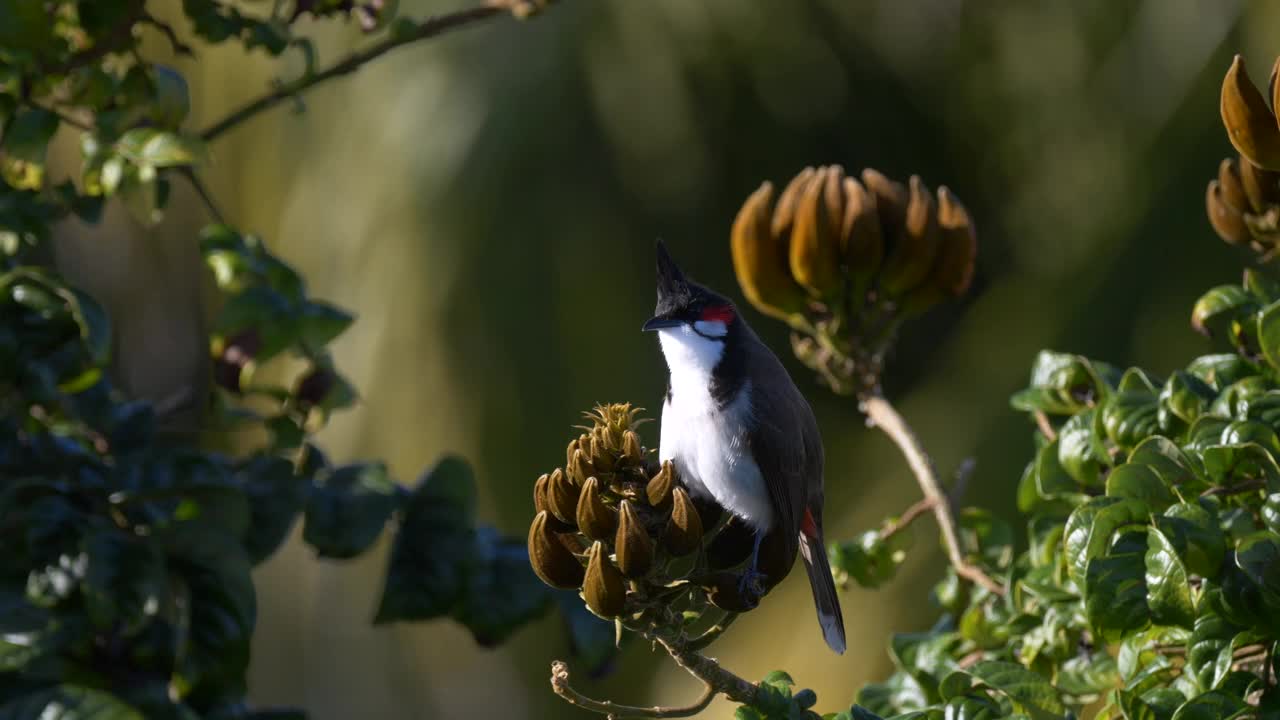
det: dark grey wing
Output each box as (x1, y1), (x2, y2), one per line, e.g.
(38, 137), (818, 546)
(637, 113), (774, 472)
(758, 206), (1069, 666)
(745, 360), (815, 561)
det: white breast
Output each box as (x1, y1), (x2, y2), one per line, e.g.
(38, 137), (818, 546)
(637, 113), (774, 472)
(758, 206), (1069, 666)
(656, 326), (774, 531)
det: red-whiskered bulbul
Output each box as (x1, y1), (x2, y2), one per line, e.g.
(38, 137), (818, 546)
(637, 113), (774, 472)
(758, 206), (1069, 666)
(641, 241), (847, 654)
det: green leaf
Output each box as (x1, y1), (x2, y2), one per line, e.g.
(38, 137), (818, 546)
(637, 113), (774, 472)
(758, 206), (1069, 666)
(1186, 612), (1238, 692)
(1258, 298), (1280, 371)
(374, 456), (476, 623)
(239, 455), (306, 565)
(81, 528), (166, 634)
(1129, 437), (1199, 490)
(1186, 354), (1257, 391)
(1159, 503), (1226, 578)
(1234, 532), (1280, 604)
(1064, 497), (1148, 585)
(1012, 351), (1118, 415)
(1056, 654), (1120, 697)
(450, 527), (553, 647)
(0, 590), (58, 671)
(1169, 690), (1248, 720)
(116, 128), (208, 168)
(1191, 285), (1254, 337)
(1085, 535), (1150, 641)
(966, 660), (1065, 720)
(295, 301), (354, 349)
(1034, 440), (1086, 504)
(1106, 463), (1174, 512)
(1200, 442), (1280, 492)
(1263, 493), (1280, 535)
(830, 530), (904, 589)
(0, 686), (143, 720)
(303, 462), (400, 559)
(1144, 527), (1196, 629)
(1158, 371), (1214, 432)
(1, 108), (58, 163)
(1059, 410), (1106, 487)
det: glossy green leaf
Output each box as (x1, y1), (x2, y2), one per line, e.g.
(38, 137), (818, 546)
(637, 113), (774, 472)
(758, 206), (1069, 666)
(1064, 497), (1149, 585)
(1084, 536), (1150, 641)
(1107, 463), (1174, 512)
(1169, 690), (1249, 720)
(1058, 410), (1106, 487)
(1191, 285), (1254, 337)
(239, 456), (306, 565)
(965, 661), (1065, 719)
(1144, 527), (1196, 629)
(1258, 298), (1280, 371)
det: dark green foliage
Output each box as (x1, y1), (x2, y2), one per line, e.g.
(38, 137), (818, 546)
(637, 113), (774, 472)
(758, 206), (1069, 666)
(0, 3), (598, 717)
(748, 270), (1280, 718)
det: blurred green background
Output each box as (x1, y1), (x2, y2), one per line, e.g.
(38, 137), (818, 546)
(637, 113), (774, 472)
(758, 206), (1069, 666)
(45, 0), (1280, 717)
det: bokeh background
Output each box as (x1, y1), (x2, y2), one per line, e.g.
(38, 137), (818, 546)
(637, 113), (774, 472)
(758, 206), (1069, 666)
(46, 0), (1280, 717)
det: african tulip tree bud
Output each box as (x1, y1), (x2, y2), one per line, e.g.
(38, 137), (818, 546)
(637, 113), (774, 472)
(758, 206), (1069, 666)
(841, 176), (884, 301)
(576, 477), (617, 542)
(547, 467), (580, 526)
(731, 181), (810, 322)
(880, 175), (941, 296)
(529, 511), (585, 589)
(1239, 155), (1280, 212)
(789, 165), (845, 298)
(860, 168), (909, 243)
(1221, 55), (1280, 170)
(1219, 158), (1250, 213)
(615, 500), (653, 578)
(646, 460), (675, 510)
(664, 487), (703, 556)
(582, 541), (626, 618)
(1207, 180), (1250, 246)
(621, 430), (643, 466)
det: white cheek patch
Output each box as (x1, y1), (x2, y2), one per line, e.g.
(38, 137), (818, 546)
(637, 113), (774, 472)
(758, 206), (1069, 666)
(692, 320), (728, 338)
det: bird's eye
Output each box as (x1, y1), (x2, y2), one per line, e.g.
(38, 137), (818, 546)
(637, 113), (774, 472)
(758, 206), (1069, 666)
(699, 305), (735, 324)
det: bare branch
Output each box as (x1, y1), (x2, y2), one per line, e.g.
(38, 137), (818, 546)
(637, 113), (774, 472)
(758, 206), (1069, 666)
(199, 1), (540, 143)
(879, 497), (936, 541)
(551, 660), (716, 719)
(861, 393), (1005, 596)
(684, 612), (738, 653)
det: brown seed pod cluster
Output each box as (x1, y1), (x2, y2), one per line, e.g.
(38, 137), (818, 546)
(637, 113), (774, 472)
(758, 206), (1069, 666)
(731, 166), (977, 395)
(527, 403), (791, 630)
(732, 165), (976, 324)
(1211, 56), (1280, 256)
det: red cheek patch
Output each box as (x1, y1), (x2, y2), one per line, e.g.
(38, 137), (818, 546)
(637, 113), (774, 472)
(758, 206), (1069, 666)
(700, 305), (735, 324)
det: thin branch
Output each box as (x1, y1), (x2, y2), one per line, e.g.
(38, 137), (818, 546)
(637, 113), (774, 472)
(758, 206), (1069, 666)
(1201, 478), (1266, 497)
(880, 496), (936, 541)
(1033, 410), (1057, 442)
(551, 660), (717, 719)
(199, 1), (531, 142)
(140, 12), (195, 57)
(550, 626), (766, 718)
(178, 167), (226, 224)
(861, 393), (1005, 596)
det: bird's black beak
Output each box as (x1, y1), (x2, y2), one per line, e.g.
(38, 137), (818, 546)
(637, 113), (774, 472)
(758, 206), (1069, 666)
(642, 316), (683, 332)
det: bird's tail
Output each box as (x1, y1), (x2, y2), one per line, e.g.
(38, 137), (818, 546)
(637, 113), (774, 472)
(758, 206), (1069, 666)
(799, 530), (846, 654)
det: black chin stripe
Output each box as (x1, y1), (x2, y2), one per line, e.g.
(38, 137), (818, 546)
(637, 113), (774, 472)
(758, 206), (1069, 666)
(709, 320), (745, 408)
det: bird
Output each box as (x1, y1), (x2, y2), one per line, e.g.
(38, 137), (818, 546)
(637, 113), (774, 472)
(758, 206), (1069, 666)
(641, 240), (846, 654)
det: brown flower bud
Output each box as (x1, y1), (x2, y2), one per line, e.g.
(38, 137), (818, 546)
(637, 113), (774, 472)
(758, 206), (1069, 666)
(664, 487), (703, 556)
(534, 473), (573, 532)
(614, 500), (653, 578)
(731, 181), (809, 322)
(789, 165), (844, 298)
(1221, 55), (1280, 170)
(1208, 180), (1250, 246)
(621, 430), (643, 466)
(702, 571), (756, 612)
(1219, 158), (1250, 213)
(771, 167), (817, 239)
(1240, 155), (1280, 212)
(548, 467), (581, 526)
(590, 427), (616, 472)
(565, 438), (579, 472)
(568, 448), (594, 486)
(860, 168), (908, 243)
(528, 511), (585, 589)
(841, 176), (884, 301)
(646, 460), (675, 509)
(902, 187), (977, 315)
(880, 175), (941, 296)
(578, 433), (595, 463)
(576, 477), (617, 542)
(583, 541), (626, 618)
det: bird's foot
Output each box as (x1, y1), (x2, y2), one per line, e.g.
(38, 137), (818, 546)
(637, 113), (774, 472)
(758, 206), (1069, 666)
(737, 566), (768, 608)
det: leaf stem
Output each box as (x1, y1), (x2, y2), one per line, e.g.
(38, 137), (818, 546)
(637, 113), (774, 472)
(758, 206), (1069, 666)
(199, 1), (532, 143)
(860, 392), (1005, 596)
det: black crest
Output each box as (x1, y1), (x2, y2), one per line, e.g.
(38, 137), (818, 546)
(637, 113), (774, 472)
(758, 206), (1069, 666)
(654, 240), (696, 317)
